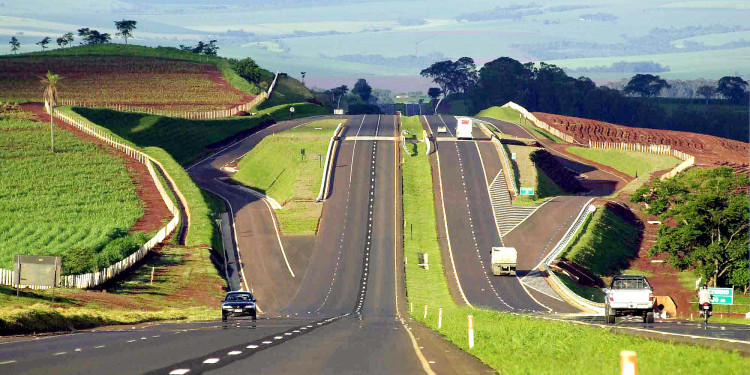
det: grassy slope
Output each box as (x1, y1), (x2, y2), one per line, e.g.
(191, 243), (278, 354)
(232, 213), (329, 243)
(0, 44), (263, 97)
(72, 102), (327, 166)
(259, 75), (316, 109)
(0, 244), (225, 335)
(0, 116), (143, 269)
(401, 114), (748, 373)
(567, 147), (681, 178)
(476, 106), (564, 143)
(561, 205), (640, 276)
(232, 119), (341, 235)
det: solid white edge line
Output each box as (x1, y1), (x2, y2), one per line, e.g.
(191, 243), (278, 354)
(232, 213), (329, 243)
(473, 141), (553, 313)
(424, 115), (472, 307)
(349, 115), (367, 185)
(261, 197), (295, 278)
(396, 115), (437, 375)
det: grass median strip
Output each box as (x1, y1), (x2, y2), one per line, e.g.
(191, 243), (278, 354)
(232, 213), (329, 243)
(232, 119), (342, 235)
(476, 106), (564, 143)
(399, 117), (749, 374)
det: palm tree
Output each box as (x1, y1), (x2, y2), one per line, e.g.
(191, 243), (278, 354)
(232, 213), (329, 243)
(41, 71), (60, 152)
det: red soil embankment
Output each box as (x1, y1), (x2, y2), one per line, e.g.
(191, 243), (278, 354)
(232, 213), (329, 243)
(532, 112), (749, 171)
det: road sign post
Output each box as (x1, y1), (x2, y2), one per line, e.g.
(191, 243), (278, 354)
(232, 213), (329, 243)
(520, 187), (534, 196)
(708, 287), (733, 305)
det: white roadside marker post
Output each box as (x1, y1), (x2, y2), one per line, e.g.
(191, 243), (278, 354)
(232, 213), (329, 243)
(468, 315), (474, 349)
(410, 302), (413, 313)
(620, 351), (637, 375)
(438, 308), (443, 329)
(424, 305), (428, 319)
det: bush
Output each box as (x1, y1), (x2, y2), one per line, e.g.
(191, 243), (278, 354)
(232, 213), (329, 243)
(63, 247), (98, 274)
(97, 232), (148, 269)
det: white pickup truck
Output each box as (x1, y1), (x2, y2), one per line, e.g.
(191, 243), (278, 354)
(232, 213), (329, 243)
(604, 275), (655, 324)
(491, 247), (517, 276)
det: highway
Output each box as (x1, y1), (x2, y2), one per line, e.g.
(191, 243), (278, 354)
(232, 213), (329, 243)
(0, 115), (490, 374)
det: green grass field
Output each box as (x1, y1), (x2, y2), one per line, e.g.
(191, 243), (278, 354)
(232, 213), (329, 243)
(560, 205), (640, 276)
(0, 116), (144, 271)
(232, 119), (342, 235)
(0, 244), (225, 335)
(567, 147), (681, 178)
(400, 117), (748, 373)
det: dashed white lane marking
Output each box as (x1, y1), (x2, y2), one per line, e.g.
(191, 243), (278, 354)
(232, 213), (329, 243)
(94, 345), (106, 349)
(247, 345), (259, 349)
(52, 352), (67, 356)
(274, 336), (283, 340)
(454, 141), (514, 311)
(169, 369), (190, 375)
(126, 339), (136, 343)
(227, 351), (242, 356)
(74, 348), (82, 352)
(203, 358), (220, 364)
(0, 360), (17, 365)
(262, 341), (272, 344)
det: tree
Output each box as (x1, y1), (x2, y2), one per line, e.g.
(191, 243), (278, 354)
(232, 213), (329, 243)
(9, 36), (20, 54)
(633, 167), (749, 288)
(115, 20), (137, 44)
(427, 87), (442, 100)
(716, 76), (748, 104)
(41, 71), (60, 153)
(300, 71), (306, 84)
(78, 28), (110, 45)
(696, 85), (715, 105)
(36, 37), (51, 51)
(330, 85), (348, 109)
(420, 58), (478, 96)
(234, 57), (262, 84)
(623, 74), (670, 97)
(56, 32), (74, 48)
(352, 78), (372, 102)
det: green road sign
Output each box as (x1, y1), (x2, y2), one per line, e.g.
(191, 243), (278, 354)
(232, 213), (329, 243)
(520, 187), (534, 196)
(511, 152), (516, 160)
(709, 287), (733, 305)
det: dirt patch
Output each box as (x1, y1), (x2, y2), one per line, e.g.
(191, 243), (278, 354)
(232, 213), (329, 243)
(21, 103), (171, 233)
(533, 112), (749, 170)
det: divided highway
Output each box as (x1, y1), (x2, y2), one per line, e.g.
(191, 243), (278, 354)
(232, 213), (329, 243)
(0, 116), (490, 374)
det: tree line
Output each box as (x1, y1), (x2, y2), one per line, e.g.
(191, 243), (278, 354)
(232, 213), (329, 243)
(421, 57), (749, 141)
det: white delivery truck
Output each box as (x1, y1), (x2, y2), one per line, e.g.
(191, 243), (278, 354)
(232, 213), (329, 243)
(491, 247), (517, 276)
(456, 117), (473, 139)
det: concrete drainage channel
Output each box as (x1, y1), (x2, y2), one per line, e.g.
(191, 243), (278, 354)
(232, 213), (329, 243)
(148, 315), (349, 375)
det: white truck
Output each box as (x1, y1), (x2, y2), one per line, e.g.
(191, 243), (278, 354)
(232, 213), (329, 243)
(604, 275), (655, 324)
(491, 247), (517, 276)
(456, 117), (473, 139)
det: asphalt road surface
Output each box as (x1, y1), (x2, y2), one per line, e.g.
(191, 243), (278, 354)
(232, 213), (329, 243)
(0, 116), (491, 374)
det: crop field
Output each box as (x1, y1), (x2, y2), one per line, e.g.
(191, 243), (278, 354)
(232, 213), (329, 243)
(400, 125), (750, 373)
(0, 116), (143, 271)
(0, 56), (251, 110)
(232, 119), (342, 235)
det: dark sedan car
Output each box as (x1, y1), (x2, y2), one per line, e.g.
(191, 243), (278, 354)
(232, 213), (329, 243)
(221, 291), (257, 321)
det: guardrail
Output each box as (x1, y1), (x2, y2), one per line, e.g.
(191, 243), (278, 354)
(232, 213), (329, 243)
(477, 120), (519, 196)
(316, 123), (343, 202)
(541, 198), (606, 314)
(501, 102), (579, 144)
(0, 107), (189, 289)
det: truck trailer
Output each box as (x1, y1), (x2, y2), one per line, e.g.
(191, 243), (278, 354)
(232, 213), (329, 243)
(456, 117), (473, 139)
(491, 247), (517, 276)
